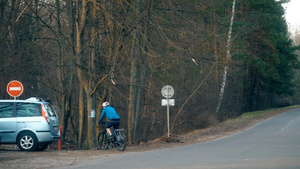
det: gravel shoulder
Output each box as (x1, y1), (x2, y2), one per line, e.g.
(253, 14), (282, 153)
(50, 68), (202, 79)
(1, 106), (299, 169)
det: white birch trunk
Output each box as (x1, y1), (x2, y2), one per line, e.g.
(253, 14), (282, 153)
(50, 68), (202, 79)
(216, 0), (236, 113)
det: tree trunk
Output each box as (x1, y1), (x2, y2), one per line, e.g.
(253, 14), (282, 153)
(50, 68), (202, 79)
(75, 0), (88, 148)
(133, 51), (147, 145)
(213, 10), (219, 94)
(55, 0), (73, 144)
(133, 0), (151, 145)
(128, 28), (139, 144)
(90, 0), (97, 148)
(216, 0), (236, 113)
(78, 85), (84, 149)
(86, 93), (94, 148)
(75, 0), (98, 149)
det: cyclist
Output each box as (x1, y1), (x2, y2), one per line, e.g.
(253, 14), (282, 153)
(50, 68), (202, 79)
(97, 102), (120, 139)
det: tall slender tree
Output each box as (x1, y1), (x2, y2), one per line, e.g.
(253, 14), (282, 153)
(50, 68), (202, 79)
(216, 0), (236, 113)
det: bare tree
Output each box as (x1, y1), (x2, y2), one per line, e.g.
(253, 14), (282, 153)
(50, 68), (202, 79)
(75, 0), (98, 148)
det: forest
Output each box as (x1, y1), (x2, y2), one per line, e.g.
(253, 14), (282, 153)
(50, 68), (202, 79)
(0, 0), (299, 149)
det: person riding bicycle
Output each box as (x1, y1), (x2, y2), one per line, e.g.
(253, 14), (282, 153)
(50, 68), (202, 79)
(97, 102), (120, 139)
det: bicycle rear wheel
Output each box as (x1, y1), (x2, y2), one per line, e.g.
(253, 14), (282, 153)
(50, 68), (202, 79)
(115, 130), (127, 151)
(98, 132), (108, 150)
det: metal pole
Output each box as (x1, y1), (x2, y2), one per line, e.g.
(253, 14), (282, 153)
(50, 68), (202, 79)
(167, 87), (170, 137)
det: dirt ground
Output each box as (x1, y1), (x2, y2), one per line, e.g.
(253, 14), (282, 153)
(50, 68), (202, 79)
(1, 106), (299, 169)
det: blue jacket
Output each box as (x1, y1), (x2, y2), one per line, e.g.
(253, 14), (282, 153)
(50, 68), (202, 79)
(98, 106), (120, 124)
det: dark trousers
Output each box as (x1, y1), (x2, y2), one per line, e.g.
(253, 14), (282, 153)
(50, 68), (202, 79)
(105, 119), (120, 129)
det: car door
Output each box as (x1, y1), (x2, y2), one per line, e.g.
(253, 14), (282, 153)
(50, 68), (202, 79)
(0, 102), (17, 143)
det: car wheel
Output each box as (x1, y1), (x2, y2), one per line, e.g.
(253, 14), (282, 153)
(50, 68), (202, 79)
(17, 132), (38, 151)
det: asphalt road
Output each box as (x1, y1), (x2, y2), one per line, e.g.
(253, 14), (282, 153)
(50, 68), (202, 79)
(58, 108), (300, 169)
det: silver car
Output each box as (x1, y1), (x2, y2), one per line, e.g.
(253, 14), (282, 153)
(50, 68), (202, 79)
(0, 97), (60, 151)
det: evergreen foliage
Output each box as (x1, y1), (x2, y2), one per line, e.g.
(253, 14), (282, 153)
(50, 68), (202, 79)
(231, 0), (299, 111)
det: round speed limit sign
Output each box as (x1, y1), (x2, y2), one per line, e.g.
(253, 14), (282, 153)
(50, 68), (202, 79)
(161, 85), (174, 99)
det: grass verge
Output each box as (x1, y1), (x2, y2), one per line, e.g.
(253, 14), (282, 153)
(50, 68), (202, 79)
(174, 105), (300, 145)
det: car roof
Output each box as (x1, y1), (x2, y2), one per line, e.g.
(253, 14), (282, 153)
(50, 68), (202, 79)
(0, 97), (46, 103)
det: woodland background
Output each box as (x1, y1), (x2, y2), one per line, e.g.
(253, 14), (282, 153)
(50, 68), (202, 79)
(0, 0), (299, 149)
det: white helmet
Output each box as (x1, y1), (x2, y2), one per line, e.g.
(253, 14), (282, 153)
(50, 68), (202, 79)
(102, 102), (110, 107)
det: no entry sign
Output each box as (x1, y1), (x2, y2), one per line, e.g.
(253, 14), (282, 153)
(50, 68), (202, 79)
(7, 80), (24, 98)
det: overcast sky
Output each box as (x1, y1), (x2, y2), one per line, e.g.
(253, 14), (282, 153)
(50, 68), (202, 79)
(283, 0), (300, 28)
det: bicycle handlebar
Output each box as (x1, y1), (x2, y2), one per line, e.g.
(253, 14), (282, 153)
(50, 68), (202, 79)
(98, 121), (106, 127)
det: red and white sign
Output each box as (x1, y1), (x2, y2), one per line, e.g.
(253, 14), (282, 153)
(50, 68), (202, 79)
(7, 80), (24, 97)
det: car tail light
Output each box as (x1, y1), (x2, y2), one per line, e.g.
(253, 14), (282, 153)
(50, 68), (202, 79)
(41, 104), (50, 125)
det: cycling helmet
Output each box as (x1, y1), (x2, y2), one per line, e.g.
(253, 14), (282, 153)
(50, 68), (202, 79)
(102, 102), (110, 107)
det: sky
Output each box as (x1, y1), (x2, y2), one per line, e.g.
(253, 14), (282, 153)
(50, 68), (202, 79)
(283, 0), (300, 29)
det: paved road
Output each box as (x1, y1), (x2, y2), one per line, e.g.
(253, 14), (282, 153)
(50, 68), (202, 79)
(59, 109), (300, 169)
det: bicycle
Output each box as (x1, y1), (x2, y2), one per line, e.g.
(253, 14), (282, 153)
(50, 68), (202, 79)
(97, 122), (127, 151)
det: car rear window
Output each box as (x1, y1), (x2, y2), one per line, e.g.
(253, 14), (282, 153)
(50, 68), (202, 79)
(0, 102), (14, 118)
(44, 104), (57, 117)
(16, 102), (41, 117)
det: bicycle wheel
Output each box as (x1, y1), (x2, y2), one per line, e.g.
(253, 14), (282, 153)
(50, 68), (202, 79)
(98, 132), (108, 150)
(115, 130), (127, 151)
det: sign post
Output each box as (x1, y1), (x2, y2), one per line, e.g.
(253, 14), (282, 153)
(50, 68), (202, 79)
(7, 80), (24, 99)
(161, 85), (175, 137)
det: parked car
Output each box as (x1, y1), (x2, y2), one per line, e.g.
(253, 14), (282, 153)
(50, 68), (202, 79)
(0, 97), (60, 151)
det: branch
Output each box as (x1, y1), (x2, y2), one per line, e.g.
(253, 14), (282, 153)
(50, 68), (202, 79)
(90, 74), (109, 96)
(171, 62), (217, 131)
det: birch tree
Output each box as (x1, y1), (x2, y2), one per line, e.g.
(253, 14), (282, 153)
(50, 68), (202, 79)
(216, 0), (236, 113)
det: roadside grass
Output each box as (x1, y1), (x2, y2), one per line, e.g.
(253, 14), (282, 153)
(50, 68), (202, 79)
(138, 105), (300, 147)
(209, 105), (300, 135)
(226, 105), (300, 125)
(173, 105), (300, 144)
(243, 105), (300, 117)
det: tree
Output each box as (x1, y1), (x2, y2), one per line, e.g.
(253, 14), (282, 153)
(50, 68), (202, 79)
(127, 0), (150, 145)
(236, 0), (299, 111)
(216, 0), (236, 113)
(74, 0), (98, 148)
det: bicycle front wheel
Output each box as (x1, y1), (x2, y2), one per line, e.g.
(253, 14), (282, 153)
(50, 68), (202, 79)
(98, 132), (108, 150)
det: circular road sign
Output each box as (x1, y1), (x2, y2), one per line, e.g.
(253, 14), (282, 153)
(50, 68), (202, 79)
(161, 85), (174, 99)
(7, 80), (24, 97)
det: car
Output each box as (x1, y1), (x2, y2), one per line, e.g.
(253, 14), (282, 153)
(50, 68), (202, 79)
(0, 97), (61, 151)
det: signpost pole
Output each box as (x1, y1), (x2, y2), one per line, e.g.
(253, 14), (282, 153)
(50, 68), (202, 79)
(167, 87), (170, 137)
(161, 85), (174, 138)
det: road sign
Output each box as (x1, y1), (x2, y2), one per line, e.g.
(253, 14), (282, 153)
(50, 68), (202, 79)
(161, 85), (174, 98)
(7, 80), (24, 98)
(161, 99), (175, 106)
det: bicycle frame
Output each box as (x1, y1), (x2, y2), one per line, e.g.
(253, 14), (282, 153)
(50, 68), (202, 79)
(114, 129), (126, 142)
